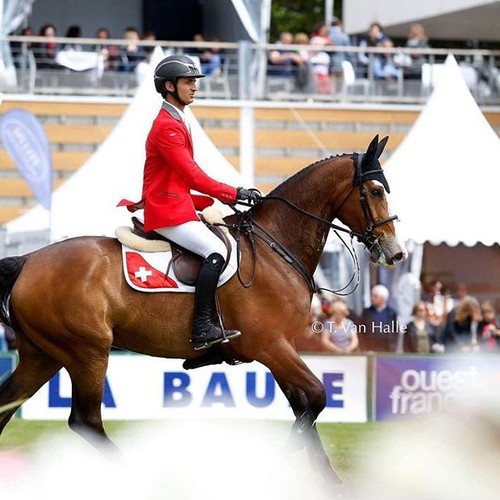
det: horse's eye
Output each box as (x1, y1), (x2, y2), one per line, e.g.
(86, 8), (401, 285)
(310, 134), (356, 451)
(371, 188), (383, 198)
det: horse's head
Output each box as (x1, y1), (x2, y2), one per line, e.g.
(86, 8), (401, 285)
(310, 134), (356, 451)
(336, 135), (407, 267)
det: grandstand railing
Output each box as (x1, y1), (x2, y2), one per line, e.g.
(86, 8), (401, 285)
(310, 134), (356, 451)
(3, 35), (500, 105)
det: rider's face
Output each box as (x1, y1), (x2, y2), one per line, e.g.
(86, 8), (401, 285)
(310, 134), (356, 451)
(175, 77), (198, 106)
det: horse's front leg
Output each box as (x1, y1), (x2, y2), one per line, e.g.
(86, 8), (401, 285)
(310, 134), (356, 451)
(258, 340), (342, 486)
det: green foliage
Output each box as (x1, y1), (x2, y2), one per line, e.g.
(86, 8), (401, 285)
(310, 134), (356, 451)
(270, 0), (342, 41)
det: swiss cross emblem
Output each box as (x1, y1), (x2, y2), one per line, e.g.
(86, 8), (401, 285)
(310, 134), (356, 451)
(134, 266), (153, 283)
(125, 252), (178, 289)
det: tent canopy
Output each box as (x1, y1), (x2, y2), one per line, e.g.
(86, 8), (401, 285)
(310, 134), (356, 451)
(384, 55), (500, 247)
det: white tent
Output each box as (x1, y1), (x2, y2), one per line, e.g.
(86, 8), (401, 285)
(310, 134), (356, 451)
(5, 47), (243, 241)
(384, 54), (500, 247)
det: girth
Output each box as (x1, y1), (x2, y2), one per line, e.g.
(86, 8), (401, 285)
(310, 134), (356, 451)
(131, 217), (232, 286)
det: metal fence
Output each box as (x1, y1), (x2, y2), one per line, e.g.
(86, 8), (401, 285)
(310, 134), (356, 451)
(3, 35), (500, 105)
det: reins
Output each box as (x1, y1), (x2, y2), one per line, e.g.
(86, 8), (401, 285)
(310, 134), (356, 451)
(212, 153), (398, 296)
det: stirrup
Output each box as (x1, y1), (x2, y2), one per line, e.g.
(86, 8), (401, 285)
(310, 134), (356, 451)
(191, 326), (241, 351)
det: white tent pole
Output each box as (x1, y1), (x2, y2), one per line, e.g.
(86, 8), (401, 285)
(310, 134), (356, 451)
(325, 0), (334, 28)
(239, 104), (255, 186)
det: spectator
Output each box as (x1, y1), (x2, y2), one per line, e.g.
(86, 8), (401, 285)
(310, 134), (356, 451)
(357, 284), (399, 352)
(309, 36), (332, 94)
(321, 300), (359, 354)
(442, 299), (482, 352)
(401, 23), (429, 80)
(142, 30), (157, 56)
(478, 300), (500, 351)
(358, 22), (399, 81)
(11, 26), (34, 69)
(328, 17), (352, 74)
(63, 24), (83, 51)
(293, 32), (311, 62)
(190, 33), (222, 76)
(268, 31), (308, 90)
(310, 23), (332, 45)
(119, 26), (147, 73)
(33, 23), (59, 69)
(421, 280), (454, 341)
(453, 282), (478, 305)
(404, 301), (439, 353)
(94, 27), (119, 70)
(209, 36), (227, 70)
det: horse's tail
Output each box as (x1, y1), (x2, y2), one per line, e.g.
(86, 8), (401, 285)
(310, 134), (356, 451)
(0, 256), (26, 327)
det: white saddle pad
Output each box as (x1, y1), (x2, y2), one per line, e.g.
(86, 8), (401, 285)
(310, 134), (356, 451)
(121, 238), (238, 293)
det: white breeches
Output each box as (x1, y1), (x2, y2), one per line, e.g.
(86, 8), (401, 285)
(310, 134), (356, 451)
(154, 220), (226, 260)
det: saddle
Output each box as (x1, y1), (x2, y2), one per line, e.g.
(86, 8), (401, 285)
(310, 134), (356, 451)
(131, 217), (232, 286)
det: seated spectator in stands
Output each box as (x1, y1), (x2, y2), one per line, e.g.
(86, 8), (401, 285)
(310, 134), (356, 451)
(310, 22), (332, 45)
(190, 33), (222, 76)
(358, 22), (399, 81)
(309, 36), (332, 94)
(11, 26), (34, 69)
(142, 30), (157, 56)
(268, 31), (308, 90)
(268, 31), (300, 75)
(119, 26), (147, 73)
(294, 32), (311, 62)
(453, 282), (478, 306)
(210, 36), (227, 70)
(404, 301), (439, 353)
(63, 24), (84, 51)
(357, 284), (399, 352)
(321, 300), (359, 354)
(33, 23), (59, 69)
(442, 299), (482, 352)
(94, 27), (119, 70)
(401, 23), (429, 80)
(478, 300), (500, 351)
(290, 32), (313, 91)
(329, 17), (352, 74)
(421, 280), (453, 342)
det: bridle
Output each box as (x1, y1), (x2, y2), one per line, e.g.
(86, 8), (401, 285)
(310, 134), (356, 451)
(217, 153), (398, 294)
(349, 152), (398, 252)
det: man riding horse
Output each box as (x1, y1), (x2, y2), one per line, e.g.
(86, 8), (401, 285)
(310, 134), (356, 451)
(119, 54), (259, 350)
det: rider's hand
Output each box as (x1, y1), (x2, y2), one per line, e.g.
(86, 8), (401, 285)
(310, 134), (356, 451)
(236, 187), (261, 205)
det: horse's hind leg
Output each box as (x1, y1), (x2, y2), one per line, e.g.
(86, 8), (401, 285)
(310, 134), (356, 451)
(259, 341), (342, 485)
(0, 333), (61, 436)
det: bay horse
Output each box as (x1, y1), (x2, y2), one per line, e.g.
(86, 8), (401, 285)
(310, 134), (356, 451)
(0, 135), (405, 484)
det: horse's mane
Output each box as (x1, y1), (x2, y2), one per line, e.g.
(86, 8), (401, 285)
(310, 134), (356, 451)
(267, 153), (351, 197)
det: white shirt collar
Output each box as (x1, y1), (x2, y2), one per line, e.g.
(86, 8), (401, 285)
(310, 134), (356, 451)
(163, 100), (188, 124)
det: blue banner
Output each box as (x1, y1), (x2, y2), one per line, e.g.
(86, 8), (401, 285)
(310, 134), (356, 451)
(375, 356), (500, 421)
(0, 109), (52, 209)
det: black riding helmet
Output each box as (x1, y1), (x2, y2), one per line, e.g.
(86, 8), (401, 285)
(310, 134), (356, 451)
(154, 55), (205, 104)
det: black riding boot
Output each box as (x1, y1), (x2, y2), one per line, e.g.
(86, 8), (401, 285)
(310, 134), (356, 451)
(191, 252), (241, 350)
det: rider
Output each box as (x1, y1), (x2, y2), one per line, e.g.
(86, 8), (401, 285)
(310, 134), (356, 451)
(119, 54), (258, 350)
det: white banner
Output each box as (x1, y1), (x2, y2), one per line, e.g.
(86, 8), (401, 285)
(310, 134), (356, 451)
(21, 354), (367, 422)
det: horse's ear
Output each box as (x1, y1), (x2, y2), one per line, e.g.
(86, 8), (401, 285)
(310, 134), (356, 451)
(364, 134), (380, 165)
(376, 136), (389, 159)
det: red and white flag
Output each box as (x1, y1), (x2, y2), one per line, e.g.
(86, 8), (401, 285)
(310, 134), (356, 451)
(125, 251), (178, 289)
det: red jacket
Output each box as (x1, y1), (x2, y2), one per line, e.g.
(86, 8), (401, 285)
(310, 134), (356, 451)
(118, 103), (237, 231)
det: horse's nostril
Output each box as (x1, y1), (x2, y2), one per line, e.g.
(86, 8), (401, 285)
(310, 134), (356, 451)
(391, 252), (404, 264)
